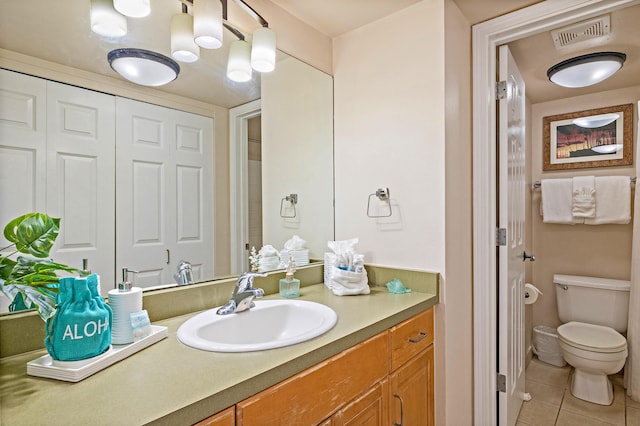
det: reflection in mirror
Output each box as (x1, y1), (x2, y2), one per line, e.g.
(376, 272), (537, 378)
(0, 0), (334, 314)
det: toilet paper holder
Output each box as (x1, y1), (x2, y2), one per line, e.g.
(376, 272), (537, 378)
(524, 283), (543, 304)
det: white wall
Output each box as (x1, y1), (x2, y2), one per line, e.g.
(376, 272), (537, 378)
(333, 1), (446, 272)
(333, 0), (457, 423)
(261, 56), (335, 258)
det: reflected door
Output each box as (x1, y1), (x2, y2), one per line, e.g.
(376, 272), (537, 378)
(116, 98), (214, 288)
(46, 81), (116, 289)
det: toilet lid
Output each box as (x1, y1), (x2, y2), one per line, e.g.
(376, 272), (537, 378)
(557, 322), (627, 353)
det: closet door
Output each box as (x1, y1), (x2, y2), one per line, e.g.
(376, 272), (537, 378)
(46, 81), (116, 289)
(116, 98), (213, 288)
(0, 70), (47, 239)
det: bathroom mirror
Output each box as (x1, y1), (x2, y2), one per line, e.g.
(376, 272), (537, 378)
(0, 0), (334, 313)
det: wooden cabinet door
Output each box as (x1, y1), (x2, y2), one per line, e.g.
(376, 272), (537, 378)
(389, 346), (434, 426)
(194, 406), (235, 426)
(333, 380), (388, 426)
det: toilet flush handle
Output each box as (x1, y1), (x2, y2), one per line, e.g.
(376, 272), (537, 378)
(522, 251), (536, 262)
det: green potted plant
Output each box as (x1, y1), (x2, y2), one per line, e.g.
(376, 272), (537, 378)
(0, 212), (86, 321)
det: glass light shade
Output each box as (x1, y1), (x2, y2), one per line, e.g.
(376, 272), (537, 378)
(113, 0), (150, 18)
(547, 52), (626, 88)
(592, 144), (623, 154)
(573, 113), (620, 128)
(171, 13), (200, 63)
(227, 40), (252, 82)
(90, 0), (127, 37)
(251, 27), (276, 72)
(108, 49), (180, 87)
(194, 0), (223, 49)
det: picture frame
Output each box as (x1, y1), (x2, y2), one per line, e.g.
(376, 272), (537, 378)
(543, 103), (633, 171)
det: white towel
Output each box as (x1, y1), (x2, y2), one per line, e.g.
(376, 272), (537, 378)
(585, 176), (631, 225)
(541, 179), (580, 224)
(572, 176), (596, 218)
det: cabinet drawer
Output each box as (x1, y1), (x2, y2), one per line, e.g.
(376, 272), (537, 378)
(237, 332), (388, 425)
(390, 308), (434, 371)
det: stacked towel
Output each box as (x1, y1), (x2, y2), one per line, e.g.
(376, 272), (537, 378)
(585, 176), (631, 225)
(258, 245), (280, 272)
(572, 176), (596, 218)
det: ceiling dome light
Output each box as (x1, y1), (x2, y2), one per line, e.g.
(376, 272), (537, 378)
(573, 113), (620, 128)
(90, 0), (127, 37)
(592, 144), (623, 154)
(547, 52), (626, 88)
(108, 48), (180, 86)
(194, 0), (223, 49)
(113, 0), (150, 18)
(227, 40), (252, 82)
(251, 27), (276, 72)
(171, 12), (200, 63)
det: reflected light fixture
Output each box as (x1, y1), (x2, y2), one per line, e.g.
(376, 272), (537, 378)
(171, 6), (200, 63)
(113, 0), (150, 18)
(227, 40), (252, 82)
(108, 48), (180, 86)
(547, 52), (626, 88)
(573, 113), (620, 128)
(251, 27), (276, 72)
(90, 0), (127, 37)
(194, 0), (223, 49)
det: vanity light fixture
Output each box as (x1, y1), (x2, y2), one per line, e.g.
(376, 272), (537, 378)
(113, 0), (150, 18)
(547, 52), (626, 88)
(108, 48), (180, 87)
(251, 27), (276, 72)
(90, 0), (127, 37)
(171, 5), (200, 63)
(227, 39), (253, 82)
(184, 0), (277, 81)
(193, 0), (223, 49)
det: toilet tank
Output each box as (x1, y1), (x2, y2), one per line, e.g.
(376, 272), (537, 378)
(554, 274), (630, 333)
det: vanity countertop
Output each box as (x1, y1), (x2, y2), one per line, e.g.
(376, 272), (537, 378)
(0, 283), (437, 425)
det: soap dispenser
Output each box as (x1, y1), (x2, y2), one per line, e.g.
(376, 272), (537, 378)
(279, 256), (300, 298)
(108, 268), (143, 344)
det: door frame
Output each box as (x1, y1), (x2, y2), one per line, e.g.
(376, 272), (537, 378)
(472, 0), (639, 424)
(230, 99), (262, 275)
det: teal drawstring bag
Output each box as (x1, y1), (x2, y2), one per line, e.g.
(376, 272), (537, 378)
(45, 274), (112, 361)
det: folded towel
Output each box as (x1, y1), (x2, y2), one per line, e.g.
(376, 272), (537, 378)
(572, 176), (596, 218)
(585, 176), (631, 225)
(541, 179), (580, 224)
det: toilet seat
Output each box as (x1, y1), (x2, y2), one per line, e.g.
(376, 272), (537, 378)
(558, 321), (626, 353)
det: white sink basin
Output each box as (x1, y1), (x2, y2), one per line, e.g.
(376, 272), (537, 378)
(177, 300), (338, 352)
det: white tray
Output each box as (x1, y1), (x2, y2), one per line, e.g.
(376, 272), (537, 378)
(27, 325), (168, 382)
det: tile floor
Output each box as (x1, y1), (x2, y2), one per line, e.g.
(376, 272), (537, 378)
(517, 358), (640, 425)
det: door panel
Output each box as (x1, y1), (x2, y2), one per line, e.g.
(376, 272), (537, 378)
(498, 44), (526, 426)
(0, 70), (47, 240)
(46, 81), (115, 289)
(116, 98), (213, 288)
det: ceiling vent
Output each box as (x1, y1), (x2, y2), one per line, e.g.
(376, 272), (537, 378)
(551, 15), (611, 49)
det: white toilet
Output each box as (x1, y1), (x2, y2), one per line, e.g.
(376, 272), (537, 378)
(555, 274), (630, 405)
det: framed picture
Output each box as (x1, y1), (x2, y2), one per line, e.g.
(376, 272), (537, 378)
(543, 103), (633, 171)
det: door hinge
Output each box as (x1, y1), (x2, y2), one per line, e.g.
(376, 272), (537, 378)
(496, 80), (507, 100)
(496, 228), (507, 246)
(497, 373), (506, 393)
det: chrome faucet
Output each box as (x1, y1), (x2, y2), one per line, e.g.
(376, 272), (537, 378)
(216, 272), (267, 315)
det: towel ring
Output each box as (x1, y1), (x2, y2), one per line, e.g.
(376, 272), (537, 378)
(280, 193), (298, 218)
(367, 187), (392, 218)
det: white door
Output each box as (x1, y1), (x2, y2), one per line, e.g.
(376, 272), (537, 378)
(46, 81), (116, 290)
(116, 98), (213, 288)
(498, 44), (527, 426)
(0, 70), (47, 239)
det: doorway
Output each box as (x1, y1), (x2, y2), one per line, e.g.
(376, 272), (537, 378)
(472, 0), (640, 424)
